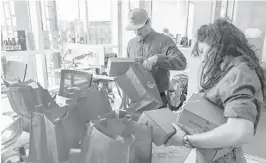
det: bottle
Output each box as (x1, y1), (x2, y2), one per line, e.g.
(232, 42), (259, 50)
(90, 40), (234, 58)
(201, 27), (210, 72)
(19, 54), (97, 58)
(1, 32), (3, 50)
(7, 38), (12, 51)
(11, 38), (16, 51)
(17, 30), (27, 51)
(3, 40), (7, 51)
(16, 38), (22, 51)
(7, 38), (12, 45)
(18, 36), (27, 51)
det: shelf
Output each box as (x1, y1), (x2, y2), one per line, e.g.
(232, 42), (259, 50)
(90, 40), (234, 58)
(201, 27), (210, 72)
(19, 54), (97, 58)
(1, 49), (61, 57)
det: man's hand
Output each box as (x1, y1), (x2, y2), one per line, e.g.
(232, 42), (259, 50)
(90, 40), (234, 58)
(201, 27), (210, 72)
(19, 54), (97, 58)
(135, 56), (145, 63)
(165, 123), (187, 147)
(143, 55), (158, 71)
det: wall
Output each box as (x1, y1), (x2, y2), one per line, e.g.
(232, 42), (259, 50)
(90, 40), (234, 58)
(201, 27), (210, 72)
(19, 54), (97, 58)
(233, 1), (266, 62)
(192, 1), (213, 35)
(263, 34), (266, 62)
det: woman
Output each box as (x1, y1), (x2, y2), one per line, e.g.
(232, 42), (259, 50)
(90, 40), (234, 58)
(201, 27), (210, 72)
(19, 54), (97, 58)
(165, 19), (265, 163)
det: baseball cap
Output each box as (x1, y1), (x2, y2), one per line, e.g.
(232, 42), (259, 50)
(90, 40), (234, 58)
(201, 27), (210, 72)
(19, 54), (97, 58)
(126, 8), (149, 30)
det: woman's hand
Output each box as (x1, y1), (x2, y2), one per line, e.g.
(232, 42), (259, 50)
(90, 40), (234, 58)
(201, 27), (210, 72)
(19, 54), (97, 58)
(165, 123), (187, 147)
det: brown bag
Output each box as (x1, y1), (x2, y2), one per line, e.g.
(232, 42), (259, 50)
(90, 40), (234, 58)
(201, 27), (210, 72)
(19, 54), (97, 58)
(6, 81), (58, 118)
(115, 64), (163, 113)
(39, 102), (86, 150)
(79, 118), (152, 163)
(27, 112), (69, 163)
(7, 85), (39, 118)
(30, 81), (58, 109)
(59, 103), (86, 149)
(76, 89), (112, 124)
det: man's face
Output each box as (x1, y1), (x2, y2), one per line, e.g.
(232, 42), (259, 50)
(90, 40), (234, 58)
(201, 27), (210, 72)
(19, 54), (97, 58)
(134, 24), (150, 41)
(198, 41), (211, 63)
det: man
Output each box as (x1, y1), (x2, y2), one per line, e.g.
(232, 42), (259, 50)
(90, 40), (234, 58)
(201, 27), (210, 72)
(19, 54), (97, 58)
(126, 8), (187, 108)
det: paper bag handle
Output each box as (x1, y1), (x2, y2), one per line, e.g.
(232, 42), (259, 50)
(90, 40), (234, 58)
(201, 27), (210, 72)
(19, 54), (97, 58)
(123, 114), (132, 123)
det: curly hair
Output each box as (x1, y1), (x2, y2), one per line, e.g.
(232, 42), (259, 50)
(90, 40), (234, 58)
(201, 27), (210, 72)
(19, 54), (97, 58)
(192, 19), (265, 100)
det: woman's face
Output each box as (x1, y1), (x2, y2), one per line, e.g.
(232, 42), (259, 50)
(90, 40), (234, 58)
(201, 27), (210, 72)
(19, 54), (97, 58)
(198, 42), (212, 63)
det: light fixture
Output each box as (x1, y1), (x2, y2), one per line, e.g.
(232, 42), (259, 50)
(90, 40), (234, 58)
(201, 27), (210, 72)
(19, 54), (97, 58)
(245, 28), (262, 39)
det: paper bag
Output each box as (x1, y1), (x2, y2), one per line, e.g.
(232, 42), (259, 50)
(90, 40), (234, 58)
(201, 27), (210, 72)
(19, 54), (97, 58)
(79, 118), (152, 163)
(60, 103), (86, 149)
(30, 81), (58, 109)
(76, 89), (112, 124)
(115, 64), (163, 113)
(107, 58), (135, 77)
(27, 112), (69, 163)
(6, 81), (58, 118)
(7, 85), (39, 118)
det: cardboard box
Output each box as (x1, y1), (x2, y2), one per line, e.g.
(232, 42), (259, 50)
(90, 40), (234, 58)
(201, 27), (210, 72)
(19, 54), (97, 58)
(107, 58), (135, 77)
(138, 108), (177, 146)
(177, 93), (226, 134)
(177, 93), (231, 163)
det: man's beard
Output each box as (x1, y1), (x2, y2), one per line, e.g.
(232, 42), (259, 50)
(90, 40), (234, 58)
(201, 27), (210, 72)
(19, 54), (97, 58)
(136, 35), (144, 42)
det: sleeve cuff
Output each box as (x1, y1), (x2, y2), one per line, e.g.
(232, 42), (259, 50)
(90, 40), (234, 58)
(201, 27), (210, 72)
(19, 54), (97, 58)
(224, 103), (257, 123)
(156, 54), (168, 64)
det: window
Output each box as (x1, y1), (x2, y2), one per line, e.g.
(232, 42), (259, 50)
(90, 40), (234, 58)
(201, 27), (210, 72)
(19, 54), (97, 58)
(219, 0), (235, 22)
(1, 1), (17, 39)
(152, 1), (188, 37)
